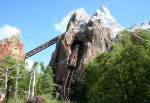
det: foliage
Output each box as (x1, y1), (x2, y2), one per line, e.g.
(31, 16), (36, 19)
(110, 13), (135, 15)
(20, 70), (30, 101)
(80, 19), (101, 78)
(0, 55), (28, 103)
(0, 54), (63, 103)
(7, 97), (24, 103)
(0, 55), (16, 90)
(36, 65), (54, 95)
(78, 30), (150, 103)
(40, 94), (64, 103)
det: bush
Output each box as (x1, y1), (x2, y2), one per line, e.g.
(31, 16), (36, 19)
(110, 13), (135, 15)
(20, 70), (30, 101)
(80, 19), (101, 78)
(78, 30), (150, 103)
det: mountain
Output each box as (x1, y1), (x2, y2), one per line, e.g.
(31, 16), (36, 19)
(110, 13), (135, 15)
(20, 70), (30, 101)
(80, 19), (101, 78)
(51, 5), (150, 101)
(51, 6), (124, 81)
(0, 25), (25, 61)
(51, 6), (120, 100)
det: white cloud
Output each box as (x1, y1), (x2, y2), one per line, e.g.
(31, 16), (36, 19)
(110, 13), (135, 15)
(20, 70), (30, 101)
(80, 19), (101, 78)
(0, 25), (20, 40)
(54, 14), (71, 33)
(54, 8), (87, 33)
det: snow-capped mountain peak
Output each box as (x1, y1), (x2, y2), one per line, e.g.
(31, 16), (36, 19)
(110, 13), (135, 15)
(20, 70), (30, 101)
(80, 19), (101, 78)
(101, 6), (110, 14)
(67, 8), (90, 32)
(55, 8), (90, 33)
(73, 8), (88, 18)
(95, 6), (116, 23)
(55, 6), (124, 39)
(92, 6), (124, 38)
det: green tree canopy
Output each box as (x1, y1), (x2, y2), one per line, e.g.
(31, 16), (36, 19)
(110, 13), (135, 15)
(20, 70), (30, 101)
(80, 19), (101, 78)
(78, 29), (150, 103)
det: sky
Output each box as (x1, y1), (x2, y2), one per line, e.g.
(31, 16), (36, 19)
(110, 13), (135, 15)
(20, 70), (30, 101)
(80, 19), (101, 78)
(0, 0), (150, 65)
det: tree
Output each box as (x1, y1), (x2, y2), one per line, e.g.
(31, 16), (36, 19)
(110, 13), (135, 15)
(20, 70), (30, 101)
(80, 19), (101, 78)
(0, 56), (15, 88)
(36, 65), (54, 95)
(78, 30), (150, 103)
(27, 62), (38, 98)
(0, 55), (26, 102)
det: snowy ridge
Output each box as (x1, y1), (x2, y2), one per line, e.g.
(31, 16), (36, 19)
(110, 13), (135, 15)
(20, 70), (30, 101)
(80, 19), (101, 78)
(55, 8), (89, 33)
(68, 8), (90, 32)
(130, 21), (150, 30)
(55, 6), (125, 39)
(92, 6), (124, 38)
(69, 6), (125, 38)
(95, 6), (117, 23)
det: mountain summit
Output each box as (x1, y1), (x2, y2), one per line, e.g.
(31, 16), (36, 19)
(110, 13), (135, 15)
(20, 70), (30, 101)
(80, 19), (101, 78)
(55, 6), (124, 39)
(93, 6), (124, 38)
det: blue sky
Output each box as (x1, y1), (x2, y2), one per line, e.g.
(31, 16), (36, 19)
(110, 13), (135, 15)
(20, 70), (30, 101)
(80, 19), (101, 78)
(0, 0), (150, 65)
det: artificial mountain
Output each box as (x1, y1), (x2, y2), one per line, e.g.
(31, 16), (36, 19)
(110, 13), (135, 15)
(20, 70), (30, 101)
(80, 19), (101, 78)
(50, 6), (150, 101)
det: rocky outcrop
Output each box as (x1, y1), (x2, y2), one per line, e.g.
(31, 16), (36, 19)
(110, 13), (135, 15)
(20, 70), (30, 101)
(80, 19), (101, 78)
(50, 6), (126, 101)
(50, 7), (117, 100)
(0, 33), (25, 61)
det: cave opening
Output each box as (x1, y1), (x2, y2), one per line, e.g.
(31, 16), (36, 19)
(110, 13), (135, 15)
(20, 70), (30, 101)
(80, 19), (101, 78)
(69, 40), (83, 68)
(65, 40), (83, 101)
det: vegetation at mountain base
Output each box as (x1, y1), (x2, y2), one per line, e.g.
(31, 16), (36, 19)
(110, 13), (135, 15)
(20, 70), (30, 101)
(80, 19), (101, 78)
(0, 56), (63, 103)
(77, 29), (150, 103)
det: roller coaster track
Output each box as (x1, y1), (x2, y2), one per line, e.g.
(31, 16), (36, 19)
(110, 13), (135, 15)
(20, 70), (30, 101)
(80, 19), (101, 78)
(63, 67), (75, 103)
(63, 44), (80, 102)
(25, 36), (59, 59)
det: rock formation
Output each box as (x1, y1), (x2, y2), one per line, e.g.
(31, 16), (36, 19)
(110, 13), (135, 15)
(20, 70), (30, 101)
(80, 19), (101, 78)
(51, 20), (111, 83)
(0, 26), (25, 61)
(50, 6), (123, 100)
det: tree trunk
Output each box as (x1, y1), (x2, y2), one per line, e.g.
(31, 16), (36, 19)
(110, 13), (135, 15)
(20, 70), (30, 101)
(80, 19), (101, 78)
(14, 64), (20, 101)
(28, 71), (32, 97)
(5, 74), (8, 90)
(31, 69), (35, 98)
(4, 68), (8, 90)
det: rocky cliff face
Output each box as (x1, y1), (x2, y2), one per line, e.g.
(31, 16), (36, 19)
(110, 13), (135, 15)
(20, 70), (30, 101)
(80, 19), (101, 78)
(50, 6), (123, 99)
(0, 25), (25, 61)
(51, 19), (111, 83)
